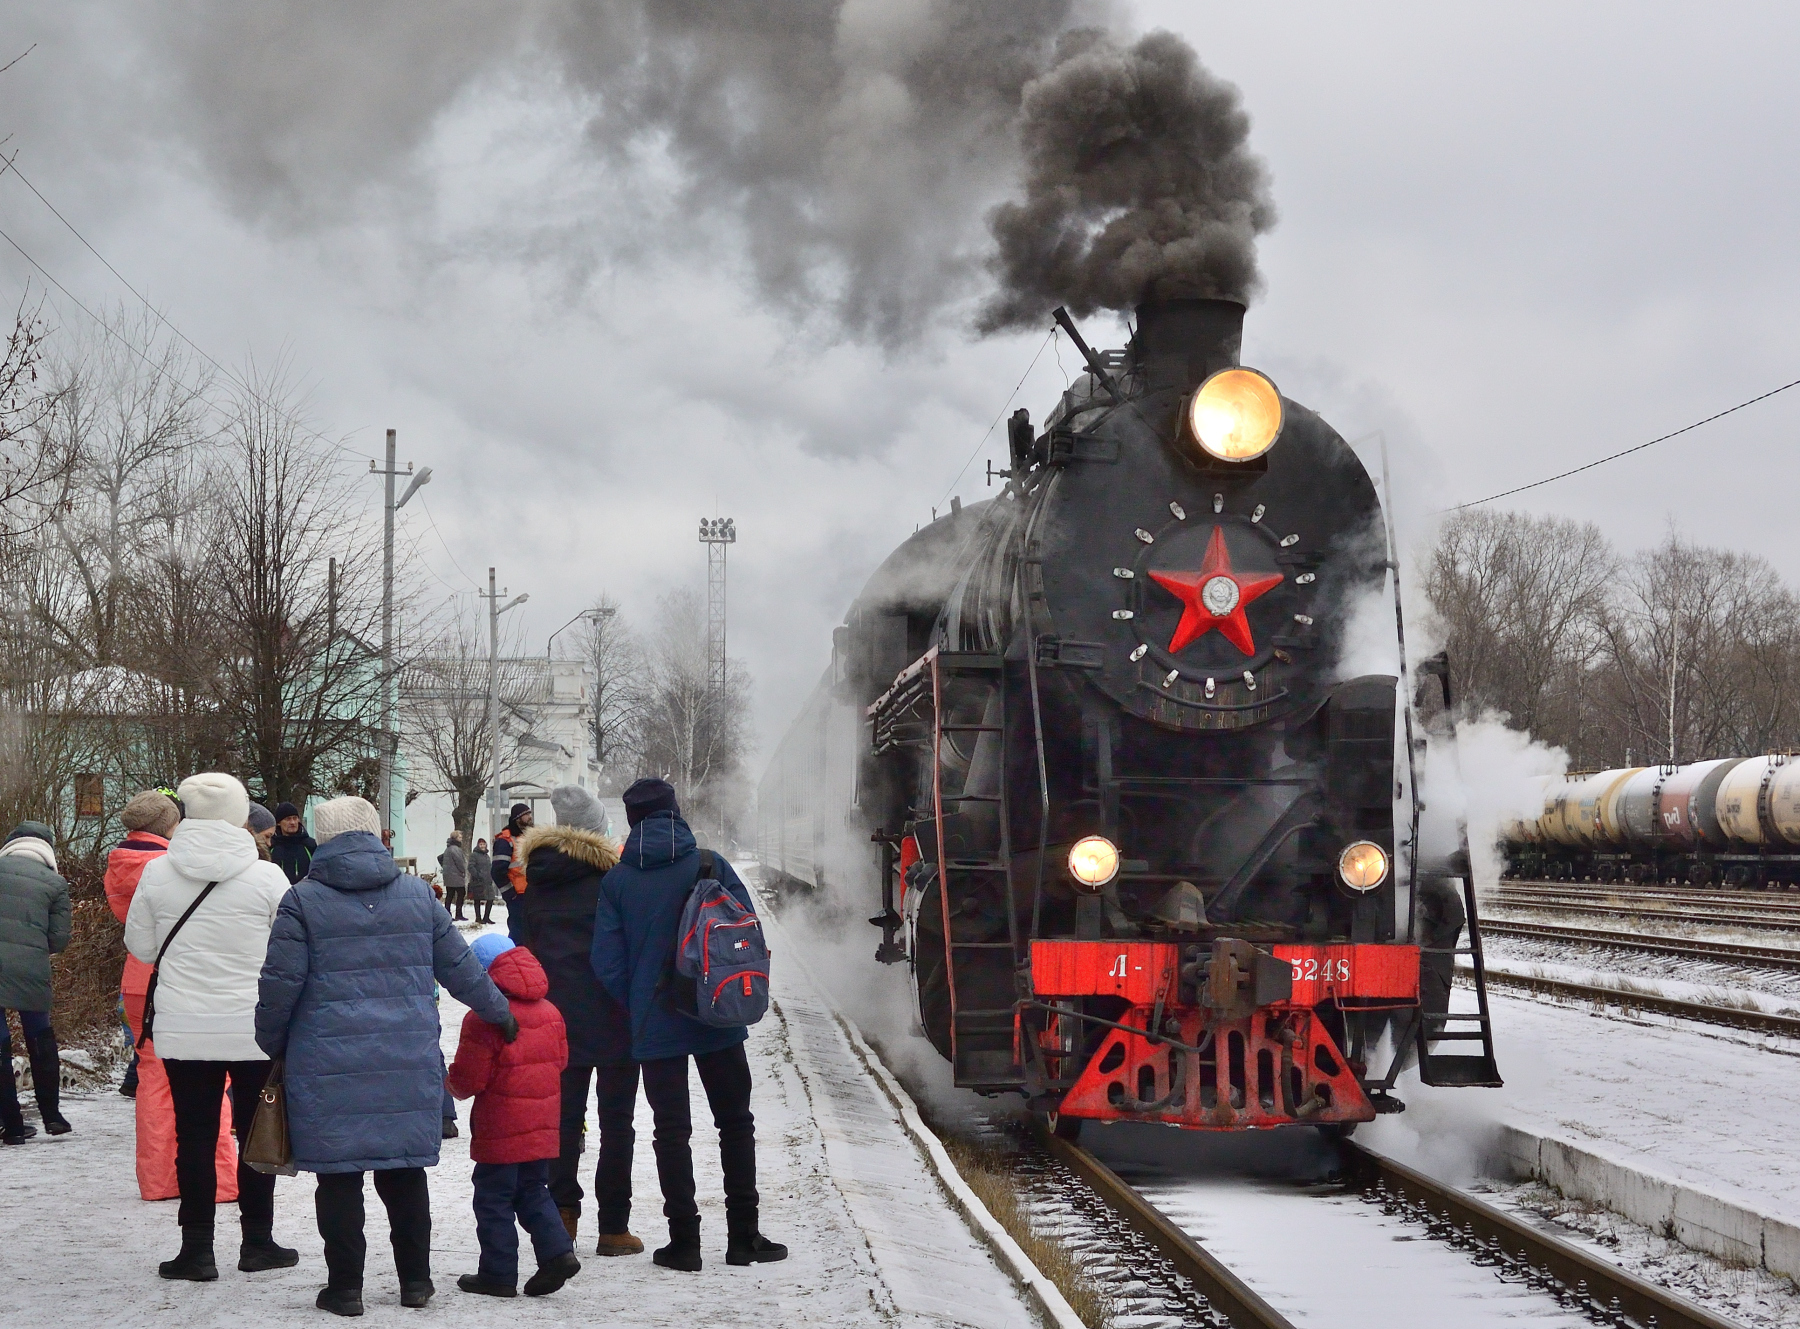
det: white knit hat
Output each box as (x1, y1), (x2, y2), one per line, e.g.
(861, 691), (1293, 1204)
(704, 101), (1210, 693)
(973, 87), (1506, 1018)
(177, 773), (250, 827)
(312, 796), (381, 843)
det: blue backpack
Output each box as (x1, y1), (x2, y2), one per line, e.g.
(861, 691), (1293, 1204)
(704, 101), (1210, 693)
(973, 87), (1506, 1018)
(671, 850), (770, 1028)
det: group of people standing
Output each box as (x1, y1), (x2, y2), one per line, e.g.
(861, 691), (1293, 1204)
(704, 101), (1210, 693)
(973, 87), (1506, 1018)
(60, 769), (783, 1316)
(435, 827), (499, 924)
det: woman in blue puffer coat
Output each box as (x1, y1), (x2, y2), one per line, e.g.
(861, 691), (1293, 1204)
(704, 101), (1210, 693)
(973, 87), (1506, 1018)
(256, 796), (516, 1318)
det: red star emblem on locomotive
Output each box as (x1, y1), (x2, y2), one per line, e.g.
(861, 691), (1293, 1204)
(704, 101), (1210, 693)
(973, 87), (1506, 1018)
(1149, 526), (1284, 656)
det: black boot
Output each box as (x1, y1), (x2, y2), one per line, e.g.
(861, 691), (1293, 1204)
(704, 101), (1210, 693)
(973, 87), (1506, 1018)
(456, 1273), (516, 1297)
(27, 1030), (70, 1135)
(159, 1225), (219, 1281)
(120, 1053), (139, 1099)
(239, 1224), (299, 1272)
(653, 1217), (702, 1273)
(523, 1251), (580, 1296)
(0, 1051), (35, 1144)
(401, 1279), (435, 1307)
(316, 1286), (364, 1317)
(726, 1213), (787, 1266)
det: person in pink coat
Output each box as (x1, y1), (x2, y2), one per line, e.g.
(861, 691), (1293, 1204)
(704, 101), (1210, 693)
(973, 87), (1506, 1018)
(104, 791), (236, 1204)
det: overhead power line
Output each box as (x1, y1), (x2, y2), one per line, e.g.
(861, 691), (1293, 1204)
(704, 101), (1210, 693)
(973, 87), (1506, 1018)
(1451, 376), (1800, 510)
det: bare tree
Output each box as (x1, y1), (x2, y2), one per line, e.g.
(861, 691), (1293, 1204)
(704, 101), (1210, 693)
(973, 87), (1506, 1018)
(636, 587), (752, 830)
(0, 291), (70, 526)
(207, 365), (387, 807)
(401, 602), (526, 842)
(577, 593), (648, 780)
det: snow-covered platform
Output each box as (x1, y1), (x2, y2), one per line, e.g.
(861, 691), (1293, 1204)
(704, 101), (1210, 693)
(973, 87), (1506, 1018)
(1363, 987), (1800, 1280)
(0, 917), (1040, 1327)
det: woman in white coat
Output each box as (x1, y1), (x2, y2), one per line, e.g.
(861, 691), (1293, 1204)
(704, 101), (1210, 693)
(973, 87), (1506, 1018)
(125, 772), (296, 1283)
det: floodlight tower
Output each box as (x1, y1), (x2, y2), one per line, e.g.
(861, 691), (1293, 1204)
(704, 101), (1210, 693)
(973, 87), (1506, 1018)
(698, 517), (736, 706)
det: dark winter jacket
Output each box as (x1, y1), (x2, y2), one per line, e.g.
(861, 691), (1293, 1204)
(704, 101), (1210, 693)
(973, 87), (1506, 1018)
(0, 828), (70, 1013)
(517, 824), (628, 1066)
(439, 840), (467, 893)
(591, 812), (751, 1063)
(446, 946), (567, 1164)
(271, 828), (317, 885)
(468, 848), (495, 902)
(493, 825), (527, 943)
(255, 830), (512, 1173)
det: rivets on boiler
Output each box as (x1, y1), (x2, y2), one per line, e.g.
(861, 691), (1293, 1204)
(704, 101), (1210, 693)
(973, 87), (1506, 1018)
(1113, 567), (1135, 579)
(1212, 493), (1224, 513)
(1204, 677), (1216, 698)
(1169, 501), (1186, 520)
(1135, 528), (1155, 544)
(1129, 644), (1148, 661)
(1294, 613), (1314, 626)
(1113, 609), (1135, 620)
(1251, 504), (1265, 523)
(1162, 669), (1180, 689)
(1280, 533), (1299, 547)
(1243, 671), (1256, 691)
(1296, 572), (1316, 584)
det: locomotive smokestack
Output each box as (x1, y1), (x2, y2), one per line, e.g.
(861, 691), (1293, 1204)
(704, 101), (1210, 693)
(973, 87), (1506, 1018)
(1130, 297), (1245, 396)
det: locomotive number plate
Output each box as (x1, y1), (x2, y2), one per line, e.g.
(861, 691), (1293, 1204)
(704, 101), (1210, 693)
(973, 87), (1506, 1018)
(1270, 944), (1420, 1004)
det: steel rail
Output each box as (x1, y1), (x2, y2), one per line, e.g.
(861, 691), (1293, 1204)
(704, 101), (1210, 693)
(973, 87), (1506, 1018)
(1482, 919), (1800, 973)
(1034, 1124), (1296, 1329)
(1496, 882), (1800, 911)
(1338, 1142), (1747, 1329)
(1474, 967), (1800, 1035)
(1485, 896), (1800, 934)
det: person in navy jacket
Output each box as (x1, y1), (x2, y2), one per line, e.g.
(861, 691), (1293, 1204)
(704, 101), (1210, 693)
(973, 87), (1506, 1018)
(589, 779), (785, 1273)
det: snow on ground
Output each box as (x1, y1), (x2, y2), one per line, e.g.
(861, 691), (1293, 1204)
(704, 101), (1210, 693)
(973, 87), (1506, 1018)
(0, 910), (1039, 1328)
(1360, 988), (1800, 1227)
(1482, 953), (1800, 1013)
(1485, 932), (1800, 1004)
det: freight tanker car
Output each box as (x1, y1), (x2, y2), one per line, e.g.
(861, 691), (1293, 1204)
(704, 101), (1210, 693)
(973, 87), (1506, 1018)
(759, 297), (1502, 1137)
(1503, 756), (1800, 887)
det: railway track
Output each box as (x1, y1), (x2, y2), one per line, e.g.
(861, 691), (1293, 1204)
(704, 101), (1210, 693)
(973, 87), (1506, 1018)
(1472, 968), (1800, 1036)
(1038, 1125), (1745, 1329)
(1480, 918), (1800, 974)
(1484, 894), (1800, 935)
(1503, 880), (1800, 907)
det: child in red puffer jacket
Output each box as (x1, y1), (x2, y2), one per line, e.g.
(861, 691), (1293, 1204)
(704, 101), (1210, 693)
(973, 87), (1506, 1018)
(447, 935), (579, 1298)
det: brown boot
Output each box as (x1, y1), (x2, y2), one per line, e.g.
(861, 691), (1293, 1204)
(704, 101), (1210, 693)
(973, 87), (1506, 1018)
(594, 1231), (644, 1257)
(559, 1208), (579, 1243)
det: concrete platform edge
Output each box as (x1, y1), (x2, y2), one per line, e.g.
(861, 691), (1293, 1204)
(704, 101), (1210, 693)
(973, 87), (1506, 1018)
(1493, 1123), (1800, 1281)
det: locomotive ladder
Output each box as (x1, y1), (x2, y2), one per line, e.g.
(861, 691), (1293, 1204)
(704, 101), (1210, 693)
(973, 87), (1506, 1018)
(1416, 842), (1503, 1087)
(931, 651), (1026, 1090)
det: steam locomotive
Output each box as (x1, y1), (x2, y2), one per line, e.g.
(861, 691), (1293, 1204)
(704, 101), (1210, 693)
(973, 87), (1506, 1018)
(758, 298), (1500, 1134)
(1504, 756), (1800, 888)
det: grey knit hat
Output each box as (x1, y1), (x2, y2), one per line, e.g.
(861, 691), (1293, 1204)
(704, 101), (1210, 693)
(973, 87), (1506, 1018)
(549, 784), (608, 834)
(311, 795), (380, 843)
(246, 802), (277, 834)
(120, 790), (179, 838)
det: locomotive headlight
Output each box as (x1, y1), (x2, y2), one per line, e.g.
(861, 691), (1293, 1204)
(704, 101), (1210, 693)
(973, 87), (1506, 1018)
(1186, 367), (1284, 462)
(1067, 836), (1121, 891)
(1338, 841), (1389, 892)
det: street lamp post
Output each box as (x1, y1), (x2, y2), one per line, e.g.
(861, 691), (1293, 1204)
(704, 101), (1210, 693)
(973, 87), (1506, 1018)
(371, 431), (432, 843)
(481, 567), (529, 841)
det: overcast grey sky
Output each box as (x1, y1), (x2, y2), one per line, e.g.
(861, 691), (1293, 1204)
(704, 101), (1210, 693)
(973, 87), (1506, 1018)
(3, 3), (1797, 761)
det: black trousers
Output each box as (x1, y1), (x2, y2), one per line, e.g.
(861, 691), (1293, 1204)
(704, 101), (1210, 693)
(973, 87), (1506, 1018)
(639, 1042), (757, 1237)
(315, 1167), (431, 1290)
(550, 1062), (639, 1231)
(446, 886), (467, 918)
(162, 1058), (275, 1232)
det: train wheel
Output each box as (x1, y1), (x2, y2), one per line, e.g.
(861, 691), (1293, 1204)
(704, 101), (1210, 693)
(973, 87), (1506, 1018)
(1041, 1109), (1082, 1142)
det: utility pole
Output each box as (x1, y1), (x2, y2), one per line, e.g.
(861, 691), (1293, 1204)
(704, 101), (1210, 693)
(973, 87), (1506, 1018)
(370, 432), (432, 844)
(481, 567), (529, 841)
(698, 517), (735, 843)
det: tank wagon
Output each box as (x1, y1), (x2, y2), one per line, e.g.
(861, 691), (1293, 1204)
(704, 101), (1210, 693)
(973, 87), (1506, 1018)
(1504, 756), (1800, 887)
(759, 298), (1501, 1136)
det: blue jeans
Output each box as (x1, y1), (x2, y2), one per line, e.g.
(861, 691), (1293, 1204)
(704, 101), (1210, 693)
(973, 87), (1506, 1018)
(472, 1159), (572, 1284)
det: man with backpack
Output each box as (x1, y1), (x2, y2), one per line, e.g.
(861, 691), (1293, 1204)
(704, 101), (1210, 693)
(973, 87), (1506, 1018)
(589, 778), (784, 1274)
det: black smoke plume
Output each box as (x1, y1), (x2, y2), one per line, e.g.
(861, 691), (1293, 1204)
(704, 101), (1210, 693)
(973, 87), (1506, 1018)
(979, 29), (1276, 333)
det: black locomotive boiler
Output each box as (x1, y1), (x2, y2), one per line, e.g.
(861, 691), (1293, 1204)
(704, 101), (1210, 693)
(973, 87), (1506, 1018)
(758, 298), (1499, 1133)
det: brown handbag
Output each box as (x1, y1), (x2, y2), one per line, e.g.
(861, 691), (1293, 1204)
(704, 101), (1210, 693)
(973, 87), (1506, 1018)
(243, 1059), (297, 1176)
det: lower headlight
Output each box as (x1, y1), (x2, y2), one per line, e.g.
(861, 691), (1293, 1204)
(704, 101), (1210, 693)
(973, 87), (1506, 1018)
(1338, 841), (1389, 892)
(1068, 836), (1120, 891)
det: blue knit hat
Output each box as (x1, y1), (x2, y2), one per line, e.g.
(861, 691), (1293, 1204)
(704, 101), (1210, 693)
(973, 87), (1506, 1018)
(470, 934), (516, 971)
